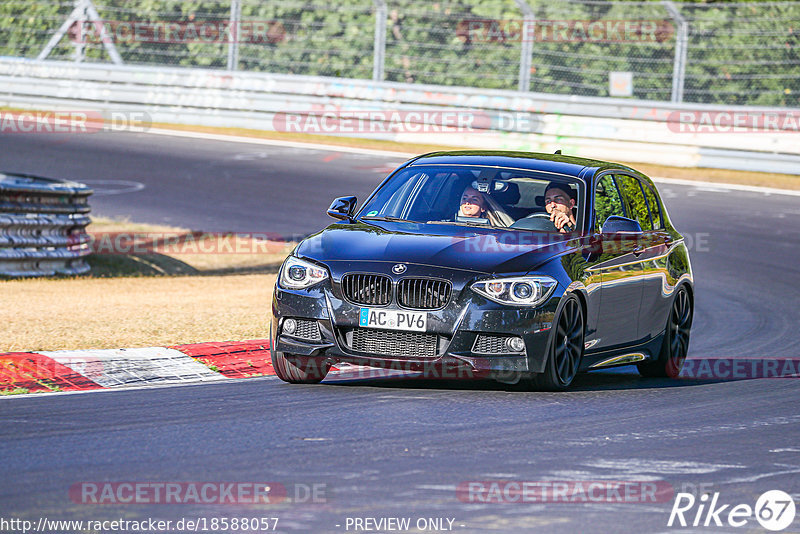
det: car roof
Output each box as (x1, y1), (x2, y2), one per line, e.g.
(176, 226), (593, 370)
(407, 150), (636, 180)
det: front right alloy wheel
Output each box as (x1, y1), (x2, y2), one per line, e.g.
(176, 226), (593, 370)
(271, 351), (330, 384)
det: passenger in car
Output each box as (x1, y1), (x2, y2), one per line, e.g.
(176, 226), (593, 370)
(458, 186), (488, 218)
(544, 182), (577, 233)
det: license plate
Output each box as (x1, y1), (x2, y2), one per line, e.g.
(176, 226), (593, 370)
(359, 308), (427, 332)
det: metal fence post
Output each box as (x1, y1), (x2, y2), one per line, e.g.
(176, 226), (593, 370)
(38, 0), (122, 64)
(513, 0), (534, 92)
(373, 0), (387, 82)
(227, 0), (241, 71)
(73, 0), (86, 62)
(664, 1), (688, 103)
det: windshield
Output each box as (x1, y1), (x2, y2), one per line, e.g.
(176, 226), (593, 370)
(358, 165), (584, 233)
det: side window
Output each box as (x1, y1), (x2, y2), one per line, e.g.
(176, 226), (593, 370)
(406, 172), (449, 220)
(640, 180), (663, 229)
(368, 170), (420, 217)
(594, 174), (624, 232)
(615, 175), (653, 231)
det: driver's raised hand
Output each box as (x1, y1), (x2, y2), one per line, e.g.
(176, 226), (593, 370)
(550, 210), (572, 233)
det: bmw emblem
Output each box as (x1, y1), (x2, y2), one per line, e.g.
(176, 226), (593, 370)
(392, 263), (407, 274)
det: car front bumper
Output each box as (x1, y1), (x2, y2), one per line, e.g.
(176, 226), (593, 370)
(271, 282), (562, 378)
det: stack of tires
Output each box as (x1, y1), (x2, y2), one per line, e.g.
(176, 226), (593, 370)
(0, 173), (92, 277)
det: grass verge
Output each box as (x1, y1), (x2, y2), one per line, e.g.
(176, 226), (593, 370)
(0, 218), (288, 352)
(85, 217), (294, 276)
(0, 387), (31, 396)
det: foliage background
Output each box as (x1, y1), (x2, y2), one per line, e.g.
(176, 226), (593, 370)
(1, 0), (797, 106)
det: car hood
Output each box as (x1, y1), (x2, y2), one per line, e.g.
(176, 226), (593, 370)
(295, 221), (574, 275)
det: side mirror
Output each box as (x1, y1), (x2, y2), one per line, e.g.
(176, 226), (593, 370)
(327, 196), (357, 221)
(601, 216), (642, 234)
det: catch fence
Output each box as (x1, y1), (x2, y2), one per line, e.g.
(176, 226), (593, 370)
(1, 0), (798, 106)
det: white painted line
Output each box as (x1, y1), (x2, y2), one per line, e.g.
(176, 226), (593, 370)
(146, 127), (415, 159)
(80, 179), (146, 196)
(584, 458), (745, 475)
(36, 347), (226, 388)
(721, 467), (800, 485)
(142, 127), (800, 197)
(653, 176), (800, 197)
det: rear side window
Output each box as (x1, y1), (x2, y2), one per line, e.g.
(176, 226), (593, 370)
(640, 180), (664, 229)
(615, 175), (653, 231)
(594, 174), (625, 232)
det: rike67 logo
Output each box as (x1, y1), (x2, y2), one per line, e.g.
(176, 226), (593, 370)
(668, 490), (796, 531)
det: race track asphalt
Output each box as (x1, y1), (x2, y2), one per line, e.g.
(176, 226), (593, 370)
(1, 130), (799, 533)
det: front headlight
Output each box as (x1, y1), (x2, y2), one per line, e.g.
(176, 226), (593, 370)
(471, 275), (558, 306)
(279, 256), (329, 289)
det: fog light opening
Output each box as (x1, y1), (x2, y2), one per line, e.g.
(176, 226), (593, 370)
(283, 318), (297, 335)
(507, 336), (525, 353)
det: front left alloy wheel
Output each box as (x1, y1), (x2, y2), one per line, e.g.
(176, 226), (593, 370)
(524, 295), (585, 391)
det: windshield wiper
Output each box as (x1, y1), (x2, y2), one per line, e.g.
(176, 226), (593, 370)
(361, 216), (410, 222)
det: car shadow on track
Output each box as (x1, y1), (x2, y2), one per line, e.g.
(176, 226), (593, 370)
(321, 365), (725, 392)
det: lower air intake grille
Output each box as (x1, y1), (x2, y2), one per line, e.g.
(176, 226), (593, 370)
(291, 319), (321, 341)
(398, 278), (451, 309)
(342, 273), (392, 305)
(473, 334), (512, 354)
(350, 328), (438, 358)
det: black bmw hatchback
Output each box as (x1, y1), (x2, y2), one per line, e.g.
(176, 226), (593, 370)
(270, 151), (693, 390)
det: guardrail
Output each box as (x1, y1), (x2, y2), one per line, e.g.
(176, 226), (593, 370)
(0, 173), (92, 277)
(6, 0), (799, 107)
(0, 58), (798, 175)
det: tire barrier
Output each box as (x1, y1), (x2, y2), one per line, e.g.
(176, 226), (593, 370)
(0, 172), (92, 277)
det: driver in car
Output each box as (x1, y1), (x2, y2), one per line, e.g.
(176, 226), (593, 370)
(458, 186), (488, 219)
(544, 182), (577, 233)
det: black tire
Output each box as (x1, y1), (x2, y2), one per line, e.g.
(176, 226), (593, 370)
(638, 286), (693, 378)
(271, 351), (330, 384)
(523, 296), (585, 391)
